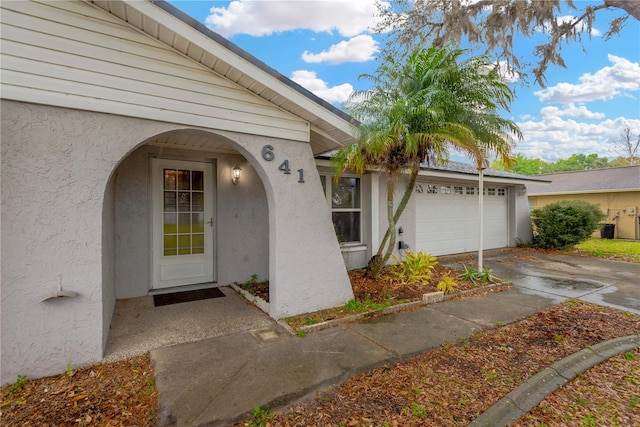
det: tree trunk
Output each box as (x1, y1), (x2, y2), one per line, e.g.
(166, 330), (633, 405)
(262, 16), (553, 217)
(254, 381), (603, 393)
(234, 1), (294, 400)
(375, 166), (420, 257)
(367, 165), (420, 279)
(605, 0), (640, 21)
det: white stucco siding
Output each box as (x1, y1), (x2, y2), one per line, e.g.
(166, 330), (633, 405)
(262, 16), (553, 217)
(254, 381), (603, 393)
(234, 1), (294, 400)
(0, 101), (181, 385)
(214, 134), (355, 319)
(0, 0), (309, 142)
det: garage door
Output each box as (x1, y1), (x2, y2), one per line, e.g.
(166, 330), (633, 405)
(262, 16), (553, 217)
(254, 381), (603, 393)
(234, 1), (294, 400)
(415, 183), (508, 256)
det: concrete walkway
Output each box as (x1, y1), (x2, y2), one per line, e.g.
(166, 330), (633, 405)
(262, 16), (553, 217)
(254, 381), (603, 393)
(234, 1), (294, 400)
(150, 251), (640, 427)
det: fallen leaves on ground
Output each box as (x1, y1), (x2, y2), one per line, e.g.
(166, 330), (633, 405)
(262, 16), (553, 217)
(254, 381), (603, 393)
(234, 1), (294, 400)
(516, 348), (640, 426)
(1, 354), (156, 427)
(234, 300), (639, 426)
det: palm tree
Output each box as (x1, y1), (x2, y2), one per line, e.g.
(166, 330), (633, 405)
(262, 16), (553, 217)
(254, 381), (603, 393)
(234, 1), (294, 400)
(335, 45), (521, 278)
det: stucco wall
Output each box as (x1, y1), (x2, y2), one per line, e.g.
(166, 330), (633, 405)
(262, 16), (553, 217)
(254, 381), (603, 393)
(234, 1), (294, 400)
(1, 100), (353, 383)
(114, 145), (269, 298)
(513, 184), (534, 245)
(102, 178), (116, 351)
(530, 192), (640, 240)
(0, 101), (179, 384)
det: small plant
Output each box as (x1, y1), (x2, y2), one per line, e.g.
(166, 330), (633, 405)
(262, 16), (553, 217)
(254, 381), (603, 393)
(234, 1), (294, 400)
(410, 402), (427, 419)
(241, 274), (259, 292)
(303, 316), (317, 326)
(245, 406), (274, 427)
(296, 328), (306, 338)
(458, 265), (498, 285)
(628, 395), (640, 409)
(7, 374), (27, 393)
(344, 299), (365, 312)
(477, 268), (499, 283)
(495, 321), (507, 327)
(436, 274), (457, 294)
(624, 351), (637, 361)
(145, 378), (156, 395)
(389, 251), (438, 284)
(458, 264), (482, 284)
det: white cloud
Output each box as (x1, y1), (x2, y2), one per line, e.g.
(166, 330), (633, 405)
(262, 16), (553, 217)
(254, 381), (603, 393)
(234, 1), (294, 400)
(495, 60), (520, 83)
(540, 103), (605, 120)
(515, 115), (640, 161)
(290, 70), (353, 104)
(205, 0), (388, 37)
(535, 55), (640, 103)
(302, 35), (378, 64)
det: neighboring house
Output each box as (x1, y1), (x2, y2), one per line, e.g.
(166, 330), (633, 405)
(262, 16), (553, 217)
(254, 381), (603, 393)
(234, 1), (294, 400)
(0, 0), (539, 384)
(527, 166), (640, 240)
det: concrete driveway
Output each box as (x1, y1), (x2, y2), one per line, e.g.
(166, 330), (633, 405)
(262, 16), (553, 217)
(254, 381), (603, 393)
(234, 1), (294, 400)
(479, 249), (640, 314)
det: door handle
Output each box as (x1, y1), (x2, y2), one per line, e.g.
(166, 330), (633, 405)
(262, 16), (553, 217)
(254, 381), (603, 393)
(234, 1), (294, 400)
(207, 218), (214, 227)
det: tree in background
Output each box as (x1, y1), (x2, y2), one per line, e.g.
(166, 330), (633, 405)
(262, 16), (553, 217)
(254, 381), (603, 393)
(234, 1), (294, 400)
(491, 153), (613, 174)
(375, 0), (639, 86)
(334, 45), (520, 278)
(611, 126), (640, 165)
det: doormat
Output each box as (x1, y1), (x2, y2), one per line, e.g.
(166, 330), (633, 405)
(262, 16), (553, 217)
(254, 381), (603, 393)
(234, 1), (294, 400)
(153, 287), (225, 307)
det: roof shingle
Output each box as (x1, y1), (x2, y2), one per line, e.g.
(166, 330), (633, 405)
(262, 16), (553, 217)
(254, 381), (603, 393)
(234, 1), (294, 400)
(527, 165), (640, 194)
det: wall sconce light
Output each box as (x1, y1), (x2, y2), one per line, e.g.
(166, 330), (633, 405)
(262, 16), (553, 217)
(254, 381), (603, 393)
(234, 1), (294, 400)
(231, 166), (241, 185)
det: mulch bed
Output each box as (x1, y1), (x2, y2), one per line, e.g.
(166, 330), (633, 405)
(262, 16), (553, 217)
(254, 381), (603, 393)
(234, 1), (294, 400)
(1, 354), (156, 427)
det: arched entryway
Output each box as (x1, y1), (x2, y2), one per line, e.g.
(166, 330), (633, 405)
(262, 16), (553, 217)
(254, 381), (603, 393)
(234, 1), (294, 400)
(102, 129), (272, 354)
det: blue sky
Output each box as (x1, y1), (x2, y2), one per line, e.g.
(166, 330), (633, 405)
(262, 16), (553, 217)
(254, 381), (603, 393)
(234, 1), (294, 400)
(167, 1), (640, 163)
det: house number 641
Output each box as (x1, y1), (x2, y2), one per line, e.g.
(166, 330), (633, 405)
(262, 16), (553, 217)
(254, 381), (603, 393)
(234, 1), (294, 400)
(261, 144), (304, 183)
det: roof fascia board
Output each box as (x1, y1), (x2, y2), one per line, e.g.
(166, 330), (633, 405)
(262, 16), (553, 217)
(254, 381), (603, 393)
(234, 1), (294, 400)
(418, 169), (546, 184)
(313, 160), (545, 184)
(123, 0), (354, 136)
(529, 188), (640, 197)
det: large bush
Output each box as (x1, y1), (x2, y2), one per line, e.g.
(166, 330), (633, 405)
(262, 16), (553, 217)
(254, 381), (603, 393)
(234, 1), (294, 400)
(531, 200), (605, 249)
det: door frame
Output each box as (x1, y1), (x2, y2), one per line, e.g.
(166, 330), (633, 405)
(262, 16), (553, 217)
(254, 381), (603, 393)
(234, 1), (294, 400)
(150, 157), (217, 290)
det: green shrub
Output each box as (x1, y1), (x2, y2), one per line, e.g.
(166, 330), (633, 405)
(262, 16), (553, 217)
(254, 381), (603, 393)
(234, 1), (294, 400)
(531, 200), (605, 249)
(390, 251), (438, 284)
(436, 274), (458, 294)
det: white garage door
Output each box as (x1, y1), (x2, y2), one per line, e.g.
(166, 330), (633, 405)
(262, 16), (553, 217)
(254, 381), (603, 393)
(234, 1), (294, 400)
(415, 183), (508, 256)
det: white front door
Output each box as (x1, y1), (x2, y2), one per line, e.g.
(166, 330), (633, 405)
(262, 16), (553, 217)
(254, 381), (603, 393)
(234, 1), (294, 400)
(152, 159), (214, 289)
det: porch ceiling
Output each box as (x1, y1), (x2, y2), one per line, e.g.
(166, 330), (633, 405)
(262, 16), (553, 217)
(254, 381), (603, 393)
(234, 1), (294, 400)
(89, 0), (356, 155)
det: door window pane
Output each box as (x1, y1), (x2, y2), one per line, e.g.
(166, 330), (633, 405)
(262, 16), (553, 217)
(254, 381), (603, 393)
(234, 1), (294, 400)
(192, 170), (203, 191)
(192, 213), (204, 233)
(163, 213), (177, 234)
(178, 192), (191, 211)
(178, 213), (191, 233)
(192, 192), (204, 212)
(164, 192), (176, 212)
(164, 235), (177, 256)
(177, 170), (190, 190)
(178, 235), (191, 255)
(192, 234), (204, 254)
(164, 169), (176, 190)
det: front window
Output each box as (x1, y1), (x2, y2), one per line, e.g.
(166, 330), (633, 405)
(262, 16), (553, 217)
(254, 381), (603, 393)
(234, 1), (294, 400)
(321, 176), (361, 243)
